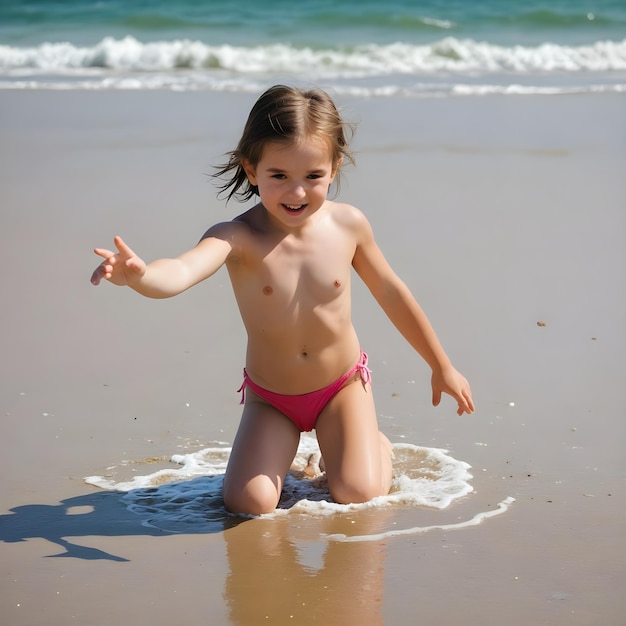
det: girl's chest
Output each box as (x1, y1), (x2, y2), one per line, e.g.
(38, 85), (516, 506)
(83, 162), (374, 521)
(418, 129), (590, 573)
(234, 233), (355, 307)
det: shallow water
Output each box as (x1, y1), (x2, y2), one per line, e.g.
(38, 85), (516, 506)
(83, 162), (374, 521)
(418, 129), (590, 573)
(84, 434), (514, 539)
(1, 0), (624, 95)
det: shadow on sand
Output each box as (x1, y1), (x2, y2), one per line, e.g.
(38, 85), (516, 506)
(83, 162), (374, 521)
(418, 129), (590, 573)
(0, 477), (244, 561)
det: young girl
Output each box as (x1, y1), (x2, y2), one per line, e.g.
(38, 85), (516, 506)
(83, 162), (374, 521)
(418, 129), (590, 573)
(91, 85), (474, 515)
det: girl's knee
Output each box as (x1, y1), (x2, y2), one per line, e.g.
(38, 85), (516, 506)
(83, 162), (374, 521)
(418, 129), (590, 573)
(328, 476), (389, 505)
(223, 478), (281, 516)
(326, 438), (393, 505)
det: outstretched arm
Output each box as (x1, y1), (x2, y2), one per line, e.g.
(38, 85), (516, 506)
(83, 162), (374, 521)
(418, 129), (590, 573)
(351, 211), (474, 415)
(90, 227), (234, 298)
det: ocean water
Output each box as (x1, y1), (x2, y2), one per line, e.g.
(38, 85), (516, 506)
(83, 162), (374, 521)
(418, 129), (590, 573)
(1, 0), (625, 95)
(84, 435), (514, 541)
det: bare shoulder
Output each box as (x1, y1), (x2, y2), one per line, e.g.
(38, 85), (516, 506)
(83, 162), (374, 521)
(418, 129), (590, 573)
(327, 202), (391, 280)
(327, 201), (374, 241)
(199, 207), (261, 259)
(200, 217), (248, 242)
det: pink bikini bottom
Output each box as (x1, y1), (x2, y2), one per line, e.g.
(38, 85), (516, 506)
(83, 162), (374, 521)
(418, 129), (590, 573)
(237, 351), (371, 432)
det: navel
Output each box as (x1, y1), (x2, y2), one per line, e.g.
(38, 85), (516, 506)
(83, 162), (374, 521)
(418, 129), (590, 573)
(262, 285), (273, 296)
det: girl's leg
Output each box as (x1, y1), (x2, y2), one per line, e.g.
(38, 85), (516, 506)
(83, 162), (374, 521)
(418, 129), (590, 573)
(315, 380), (393, 504)
(223, 394), (300, 515)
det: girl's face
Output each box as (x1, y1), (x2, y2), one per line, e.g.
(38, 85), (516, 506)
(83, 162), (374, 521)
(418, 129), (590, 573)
(243, 136), (338, 229)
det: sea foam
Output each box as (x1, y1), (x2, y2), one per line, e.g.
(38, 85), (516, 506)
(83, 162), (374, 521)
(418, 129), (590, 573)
(1, 36), (625, 75)
(84, 434), (519, 539)
(85, 435), (473, 508)
(2, 36), (624, 96)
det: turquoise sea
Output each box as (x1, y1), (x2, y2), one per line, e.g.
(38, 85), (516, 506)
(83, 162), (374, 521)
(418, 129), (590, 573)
(1, 0), (625, 95)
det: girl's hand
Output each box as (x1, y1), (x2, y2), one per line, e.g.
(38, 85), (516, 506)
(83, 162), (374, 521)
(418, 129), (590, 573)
(431, 366), (475, 416)
(90, 236), (146, 287)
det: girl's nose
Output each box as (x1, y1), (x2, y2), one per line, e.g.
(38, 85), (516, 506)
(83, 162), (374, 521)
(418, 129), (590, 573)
(289, 182), (306, 199)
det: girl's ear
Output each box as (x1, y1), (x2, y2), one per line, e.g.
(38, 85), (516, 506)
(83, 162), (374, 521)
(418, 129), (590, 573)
(242, 159), (257, 185)
(331, 156), (343, 179)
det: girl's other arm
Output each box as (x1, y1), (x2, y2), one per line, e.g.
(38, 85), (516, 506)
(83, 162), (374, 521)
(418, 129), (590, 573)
(91, 226), (234, 298)
(351, 212), (474, 415)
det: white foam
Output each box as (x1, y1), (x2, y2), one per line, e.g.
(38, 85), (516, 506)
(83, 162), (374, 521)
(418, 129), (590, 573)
(451, 82), (626, 96)
(1, 36), (625, 76)
(84, 444), (231, 492)
(85, 436), (473, 518)
(1, 75), (624, 98)
(84, 435), (517, 536)
(2, 35), (625, 97)
(325, 497), (516, 542)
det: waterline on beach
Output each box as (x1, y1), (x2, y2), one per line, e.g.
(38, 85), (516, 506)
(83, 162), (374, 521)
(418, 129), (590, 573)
(84, 436), (478, 526)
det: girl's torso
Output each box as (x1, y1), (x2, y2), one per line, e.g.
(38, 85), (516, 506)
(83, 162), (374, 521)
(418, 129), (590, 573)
(225, 201), (362, 394)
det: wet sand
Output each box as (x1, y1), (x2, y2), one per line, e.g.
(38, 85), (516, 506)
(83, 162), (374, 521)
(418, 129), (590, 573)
(1, 89), (625, 625)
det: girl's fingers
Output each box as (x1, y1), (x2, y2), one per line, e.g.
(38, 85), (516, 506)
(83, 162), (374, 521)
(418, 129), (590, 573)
(114, 235), (134, 257)
(459, 390), (474, 415)
(432, 388), (442, 407)
(93, 247), (115, 260)
(125, 257), (143, 274)
(90, 264), (109, 285)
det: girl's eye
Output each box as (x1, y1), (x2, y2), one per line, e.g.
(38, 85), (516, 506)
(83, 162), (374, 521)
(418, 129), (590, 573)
(269, 173), (324, 180)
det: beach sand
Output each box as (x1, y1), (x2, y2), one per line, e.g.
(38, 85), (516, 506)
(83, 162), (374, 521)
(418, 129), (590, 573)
(1, 89), (624, 625)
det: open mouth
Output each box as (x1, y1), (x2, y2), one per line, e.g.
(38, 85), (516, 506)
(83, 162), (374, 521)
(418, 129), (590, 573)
(282, 203), (307, 213)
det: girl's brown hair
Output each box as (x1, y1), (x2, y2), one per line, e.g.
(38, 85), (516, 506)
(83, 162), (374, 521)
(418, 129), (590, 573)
(214, 85), (354, 203)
